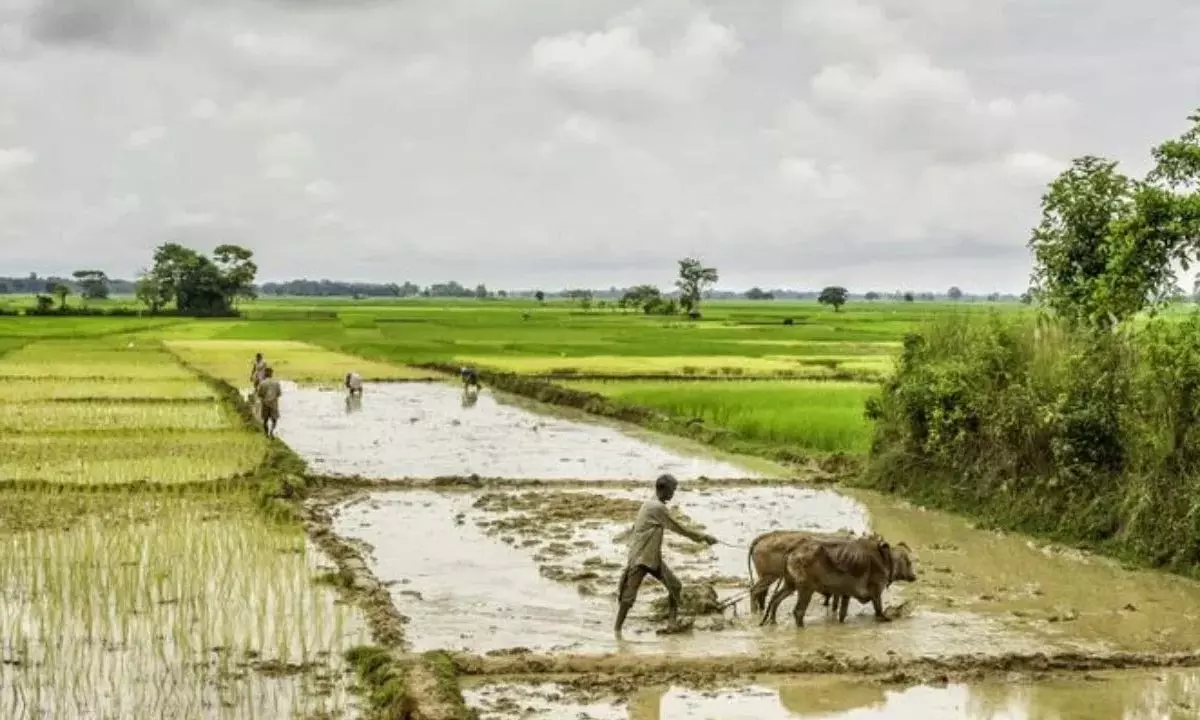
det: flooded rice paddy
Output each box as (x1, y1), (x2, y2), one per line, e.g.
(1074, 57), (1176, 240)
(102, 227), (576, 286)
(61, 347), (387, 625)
(463, 668), (1200, 719)
(331, 488), (1049, 657)
(0, 495), (368, 719)
(270, 382), (759, 479)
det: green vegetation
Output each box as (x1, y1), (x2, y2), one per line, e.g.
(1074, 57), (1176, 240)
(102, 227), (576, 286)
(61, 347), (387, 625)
(563, 379), (876, 453)
(864, 108), (1200, 572)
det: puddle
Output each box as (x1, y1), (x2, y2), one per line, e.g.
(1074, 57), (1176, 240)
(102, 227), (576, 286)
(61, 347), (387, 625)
(463, 668), (1200, 719)
(0, 495), (368, 719)
(272, 382), (759, 479)
(331, 489), (1048, 657)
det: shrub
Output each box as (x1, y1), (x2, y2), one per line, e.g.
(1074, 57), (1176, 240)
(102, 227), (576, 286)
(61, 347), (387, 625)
(864, 310), (1200, 569)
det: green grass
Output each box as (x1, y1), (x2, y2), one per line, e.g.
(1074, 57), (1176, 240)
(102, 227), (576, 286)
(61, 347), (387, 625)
(561, 379), (878, 454)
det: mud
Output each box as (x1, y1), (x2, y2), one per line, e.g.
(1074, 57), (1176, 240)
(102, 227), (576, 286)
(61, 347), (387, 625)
(330, 489), (1051, 658)
(462, 668), (1200, 719)
(268, 382), (759, 480)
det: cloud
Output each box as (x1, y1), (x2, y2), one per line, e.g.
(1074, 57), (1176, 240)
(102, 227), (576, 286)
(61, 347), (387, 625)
(0, 146), (35, 174)
(0, 0), (1196, 292)
(528, 9), (740, 106)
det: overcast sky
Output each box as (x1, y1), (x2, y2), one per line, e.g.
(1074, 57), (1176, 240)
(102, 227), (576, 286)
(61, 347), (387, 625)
(0, 0), (1197, 292)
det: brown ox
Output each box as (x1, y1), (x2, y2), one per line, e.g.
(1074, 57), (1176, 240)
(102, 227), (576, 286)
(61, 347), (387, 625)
(761, 536), (904, 627)
(746, 528), (864, 614)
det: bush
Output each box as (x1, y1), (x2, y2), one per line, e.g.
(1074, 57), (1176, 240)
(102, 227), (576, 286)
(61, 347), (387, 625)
(864, 311), (1200, 570)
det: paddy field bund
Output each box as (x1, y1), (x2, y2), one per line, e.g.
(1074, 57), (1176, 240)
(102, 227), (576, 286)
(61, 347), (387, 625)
(6, 304), (1200, 719)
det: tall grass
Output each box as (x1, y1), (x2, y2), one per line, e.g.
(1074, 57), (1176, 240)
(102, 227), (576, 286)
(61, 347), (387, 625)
(564, 379), (876, 453)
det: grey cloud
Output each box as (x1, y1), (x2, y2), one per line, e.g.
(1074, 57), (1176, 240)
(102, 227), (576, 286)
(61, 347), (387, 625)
(28, 0), (170, 49)
(1, 0), (1198, 291)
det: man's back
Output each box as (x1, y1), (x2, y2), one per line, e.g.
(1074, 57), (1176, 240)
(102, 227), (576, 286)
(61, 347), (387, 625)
(347, 372), (362, 390)
(257, 377), (282, 404)
(626, 499), (668, 569)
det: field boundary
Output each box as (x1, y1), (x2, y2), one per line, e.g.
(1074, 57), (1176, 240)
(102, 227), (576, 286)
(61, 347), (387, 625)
(161, 342), (476, 718)
(414, 362), (859, 478)
(449, 648), (1200, 686)
(302, 474), (828, 489)
(489, 371), (879, 382)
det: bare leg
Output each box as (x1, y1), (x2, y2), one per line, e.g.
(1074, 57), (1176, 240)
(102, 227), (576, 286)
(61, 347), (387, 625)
(838, 596), (850, 623)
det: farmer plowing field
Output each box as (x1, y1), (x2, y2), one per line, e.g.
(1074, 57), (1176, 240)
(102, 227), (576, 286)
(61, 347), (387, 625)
(614, 473), (719, 636)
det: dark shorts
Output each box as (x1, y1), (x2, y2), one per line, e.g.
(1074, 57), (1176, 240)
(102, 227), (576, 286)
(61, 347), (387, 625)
(618, 562), (681, 606)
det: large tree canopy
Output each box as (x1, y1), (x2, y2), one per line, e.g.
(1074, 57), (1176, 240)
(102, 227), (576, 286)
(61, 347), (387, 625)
(1029, 110), (1200, 328)
(140, 243), (257, 315)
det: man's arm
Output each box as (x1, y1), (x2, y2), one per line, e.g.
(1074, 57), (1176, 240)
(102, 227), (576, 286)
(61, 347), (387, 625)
(651, 504), (714, 544)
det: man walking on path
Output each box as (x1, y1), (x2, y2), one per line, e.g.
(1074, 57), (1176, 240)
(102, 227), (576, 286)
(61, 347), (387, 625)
(614, 473), (718, 635)
(255, 366), (282, 438)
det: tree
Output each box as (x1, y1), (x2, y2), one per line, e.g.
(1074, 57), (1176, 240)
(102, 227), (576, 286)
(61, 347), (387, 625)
(675, 257), (718, 315)
(745, 287), (774, 300)
(48, 282), (70, 310)
(947, 286), (964, 301)
(864, 291), (881, 301)
(534, 290), (545, 303)
(818, 286), (848, 312)
(987, 292), (1001, 302)
(142, 243), (258, 315)
(564, 288), (593, 310)
(135, 272), (163, 312)
(903, 291), (915, 302)
(474, 284), (489, 299)
(497, 290), (508, 298)
(621, 284), (663, 314)
(72, 270), (110, 300)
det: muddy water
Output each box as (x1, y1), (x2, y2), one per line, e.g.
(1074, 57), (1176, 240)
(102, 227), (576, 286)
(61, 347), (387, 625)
(332, 489), (1050, 657)
(847, 488), (1200, 654)
(270, 382), (758, 479)
(463, 668), (1200, 719)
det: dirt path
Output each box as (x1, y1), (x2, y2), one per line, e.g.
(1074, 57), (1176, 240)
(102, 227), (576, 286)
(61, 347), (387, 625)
(284, 381), (1200, 718)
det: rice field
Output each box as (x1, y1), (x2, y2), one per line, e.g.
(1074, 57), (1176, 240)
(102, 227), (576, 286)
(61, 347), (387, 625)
(561, 379), (878, 453)
(165, 339), (439, 386)
(458, 353), (889, 380)
(0, 338), (264, 485)
(0, 493), (369, 719)
(2, 432), (265, 484)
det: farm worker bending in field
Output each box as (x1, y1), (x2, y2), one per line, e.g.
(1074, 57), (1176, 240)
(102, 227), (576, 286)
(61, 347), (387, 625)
(345, 371), (363, 397)
(461, 366), (481, 391)
(251, 353), (267, 390)
(255, 367), (282, 438)
(614, 474), (719, 635)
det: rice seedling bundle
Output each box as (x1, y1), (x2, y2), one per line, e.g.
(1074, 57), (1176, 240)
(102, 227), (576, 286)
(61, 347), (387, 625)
(0, 497), (369, 718)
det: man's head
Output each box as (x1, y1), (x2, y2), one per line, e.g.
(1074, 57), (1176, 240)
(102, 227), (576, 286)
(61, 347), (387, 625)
(264, 366), (274, 378)
(655, 474), (678, 502)
(256, 353), (263, 361)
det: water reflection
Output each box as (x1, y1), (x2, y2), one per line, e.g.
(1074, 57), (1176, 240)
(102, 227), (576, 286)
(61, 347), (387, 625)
(345, 393), (363, 414)
(461, 388), (479, 409)
(466, 670), (1200, 719)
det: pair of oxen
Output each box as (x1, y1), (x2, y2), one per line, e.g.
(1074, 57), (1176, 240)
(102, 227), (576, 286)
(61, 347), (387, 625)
(746, 529), (917, 627)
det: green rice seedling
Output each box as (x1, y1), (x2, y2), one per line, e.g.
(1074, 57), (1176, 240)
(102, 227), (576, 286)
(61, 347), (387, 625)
(456, 354), (818, 377)
(1, 431), (265, 484)
(0, 340), (196, 380)
(165, 339), (437, 385)
(562, 379), (878, 454)
(0, 401), (236, 433)
(0, 378), (217, 402)
(0, 494), (370, 719)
